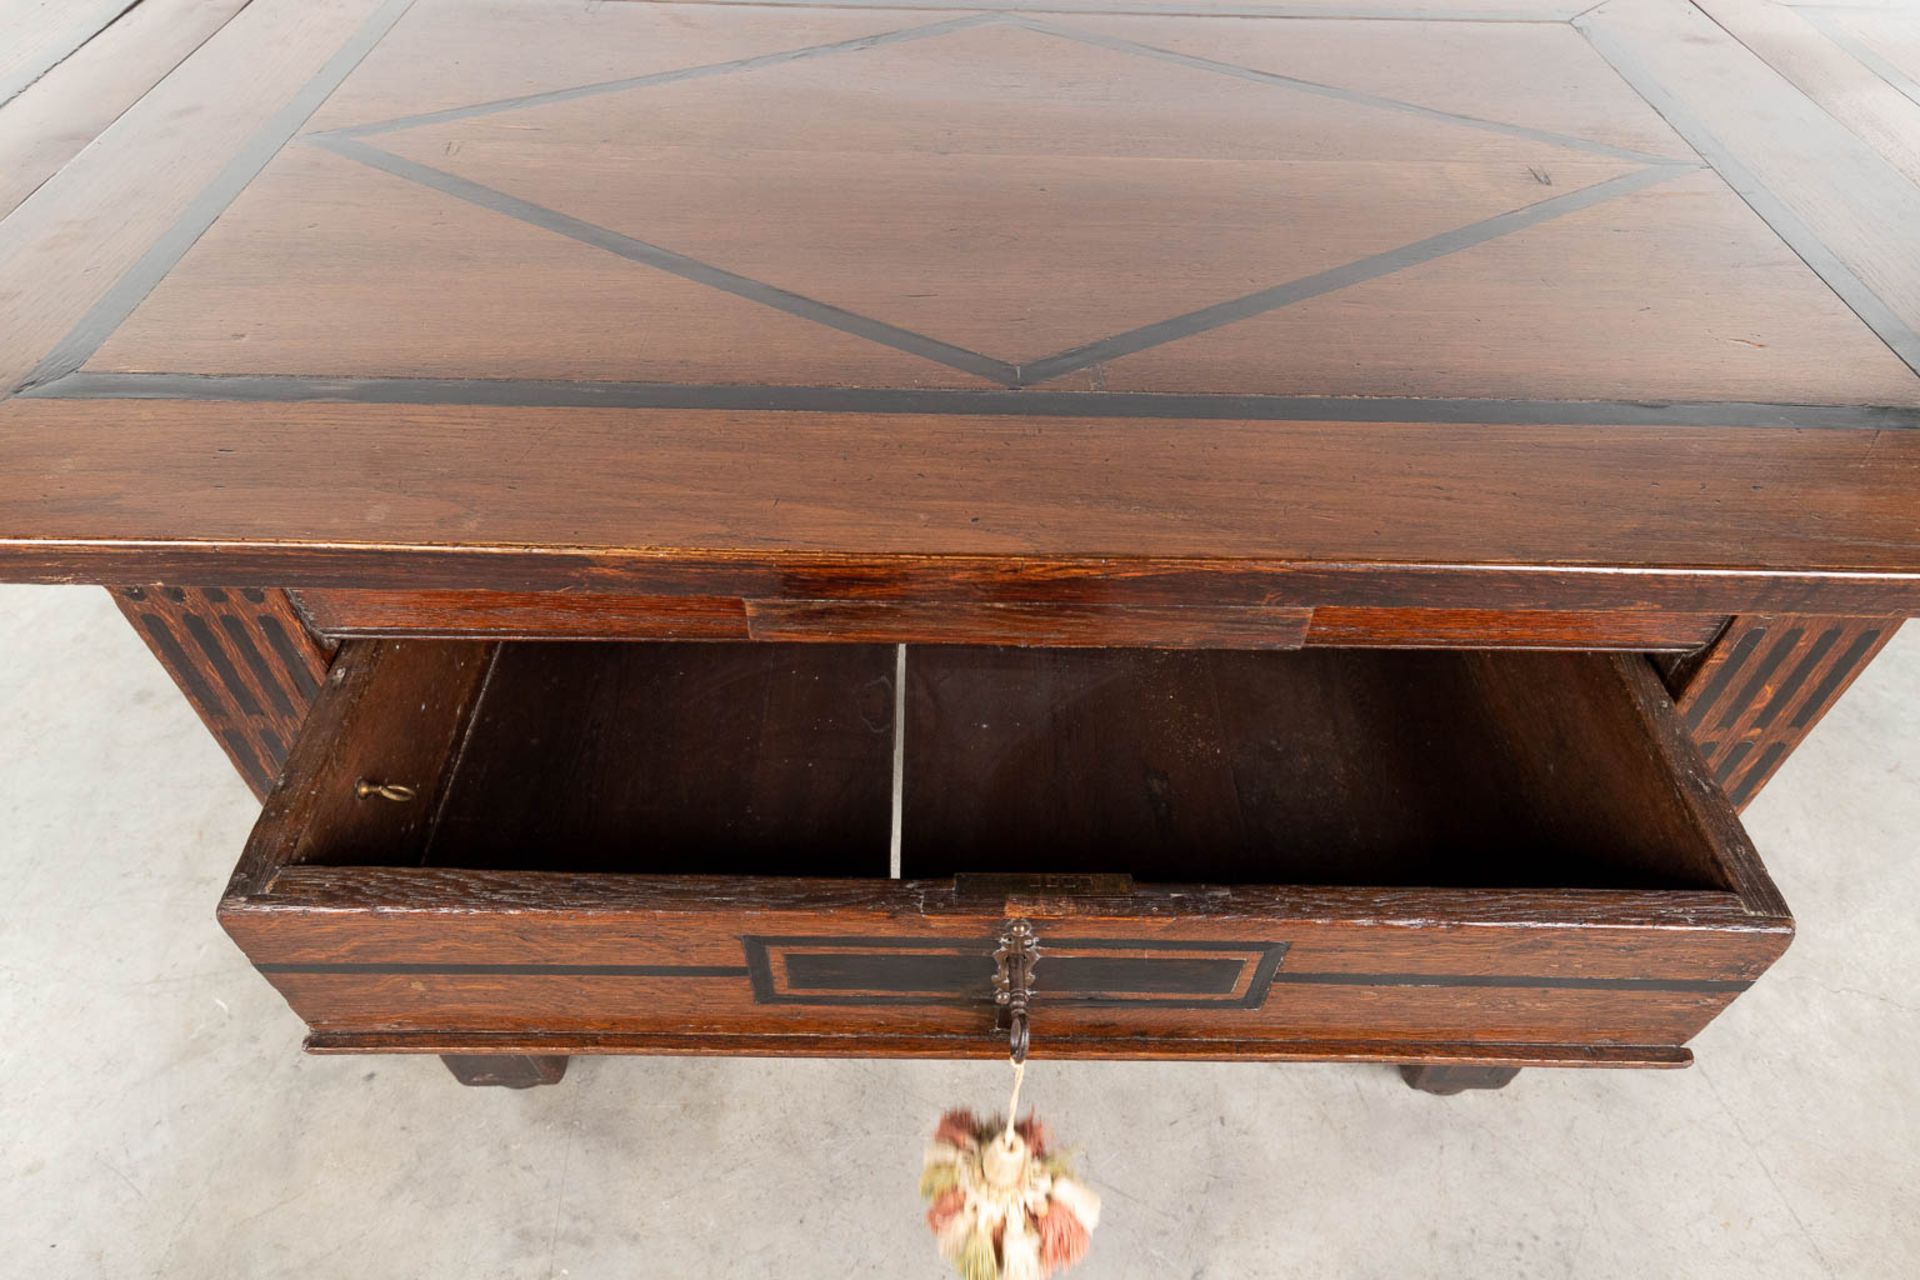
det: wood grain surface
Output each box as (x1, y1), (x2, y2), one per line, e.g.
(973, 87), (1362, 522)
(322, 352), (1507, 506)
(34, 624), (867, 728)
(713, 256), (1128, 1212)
(0, 0), (251, 221)
(0, 0), (251, 218)
(1, 402), (1916, 614)
(0, 0), (405, 392)
(899, 647), (1738, 889)
(0, 0), (139, 110)
(0, 0), (1911, 615)
(1691, 0), (1920, 192)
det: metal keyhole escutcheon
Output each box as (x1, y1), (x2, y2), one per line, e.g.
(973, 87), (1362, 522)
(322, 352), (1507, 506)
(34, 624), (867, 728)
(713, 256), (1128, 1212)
(993, 918), (1040, 1064)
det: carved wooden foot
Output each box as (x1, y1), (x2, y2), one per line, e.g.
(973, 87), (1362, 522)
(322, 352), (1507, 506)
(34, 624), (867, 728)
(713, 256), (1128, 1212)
(1399, 1064), (1520, 1095)
(440, 1054), (570, 1088)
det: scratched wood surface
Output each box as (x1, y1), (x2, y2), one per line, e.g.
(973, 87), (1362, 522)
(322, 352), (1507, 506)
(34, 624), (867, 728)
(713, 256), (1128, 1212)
(0, 0), (1913, 615)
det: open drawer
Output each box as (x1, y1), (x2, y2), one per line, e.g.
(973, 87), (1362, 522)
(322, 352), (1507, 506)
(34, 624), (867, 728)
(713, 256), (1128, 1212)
(219, 641), (1792, 1068)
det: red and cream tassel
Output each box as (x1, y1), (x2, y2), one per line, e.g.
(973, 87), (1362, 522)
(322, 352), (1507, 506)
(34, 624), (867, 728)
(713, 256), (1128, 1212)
(919, 1063), (1102, 1279)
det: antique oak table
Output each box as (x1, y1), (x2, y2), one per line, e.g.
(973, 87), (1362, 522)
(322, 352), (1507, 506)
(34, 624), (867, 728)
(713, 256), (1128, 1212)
(0, 0), (1914, 1093)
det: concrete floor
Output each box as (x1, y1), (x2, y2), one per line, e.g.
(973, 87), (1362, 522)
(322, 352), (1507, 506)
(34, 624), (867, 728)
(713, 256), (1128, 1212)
(0, 585), (1914, 1279)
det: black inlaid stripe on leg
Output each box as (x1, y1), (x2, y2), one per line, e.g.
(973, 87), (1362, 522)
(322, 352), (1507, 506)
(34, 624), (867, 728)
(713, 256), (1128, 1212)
(1752, 627), (1840, 730)
(1716, 626), (1803, 732)
(255, 613), (322, 700)
(1713, 738), (1755, 784)
(221, 728), (270, 792)
(218, 613), (297, 718)
(181, 612), (262, 717)
(1729, 742), (1789, 808)
(136, 614), (223, 714)
(1684, 625), (1766, 730)
(1790, 630), (1883, 729)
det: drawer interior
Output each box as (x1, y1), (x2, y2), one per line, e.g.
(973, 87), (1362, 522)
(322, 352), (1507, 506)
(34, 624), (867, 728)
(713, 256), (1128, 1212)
(276, 641), (1742, 894)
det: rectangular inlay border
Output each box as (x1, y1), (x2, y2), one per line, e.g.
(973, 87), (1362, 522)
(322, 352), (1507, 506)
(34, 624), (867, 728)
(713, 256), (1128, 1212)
(8, 0), (1914, 431)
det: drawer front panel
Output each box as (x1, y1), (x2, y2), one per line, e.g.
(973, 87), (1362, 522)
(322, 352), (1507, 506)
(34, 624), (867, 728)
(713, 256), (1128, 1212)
(222, 875), (1789, 1059)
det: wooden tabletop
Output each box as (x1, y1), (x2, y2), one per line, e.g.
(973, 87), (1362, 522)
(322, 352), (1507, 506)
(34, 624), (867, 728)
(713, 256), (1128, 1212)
(0, 0), (1916, 612)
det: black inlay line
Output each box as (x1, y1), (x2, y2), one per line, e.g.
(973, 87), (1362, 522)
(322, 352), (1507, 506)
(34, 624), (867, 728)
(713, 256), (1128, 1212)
(136, 614), (221, 713)
(1729, 741), (1789, 807)
(217, 613), (297, 719)
(1684, 625), (1767, 730)
(1266, 972), (1750, 992)
(312, 135), (1022, 386)
(1753, 627), (1841, 731)
(1716, 625), (1804, 732)
(303, 10), (1691, 391)
(256, 613), (321, 701)
(1012, 15), (1684, 166)
(743, 934), (1288, 1007)
(313, 13), (1003, 140)
(1801, 8), (1920, 112)
(31, 371), (1920, 430)
(1578, 16), (1920, 380)
(256, 958), (1742, 993)
(1790, 628), (1883, 728)
(257, 962), (752, 977)
(221, 728), (268, 790)
(1713, 737), (1755, 785)
(1014, 166), (1692, 385)
(13, 0), (419, 394)
(180, 612), (263, 717)
(745, 993), (1250, 1009)
(750, 935), (1281, 952)
(258, 727), (287, 768)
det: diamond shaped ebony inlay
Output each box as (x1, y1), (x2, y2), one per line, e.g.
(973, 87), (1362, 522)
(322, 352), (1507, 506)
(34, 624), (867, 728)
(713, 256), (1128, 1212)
(311, 13), (1689, 388)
